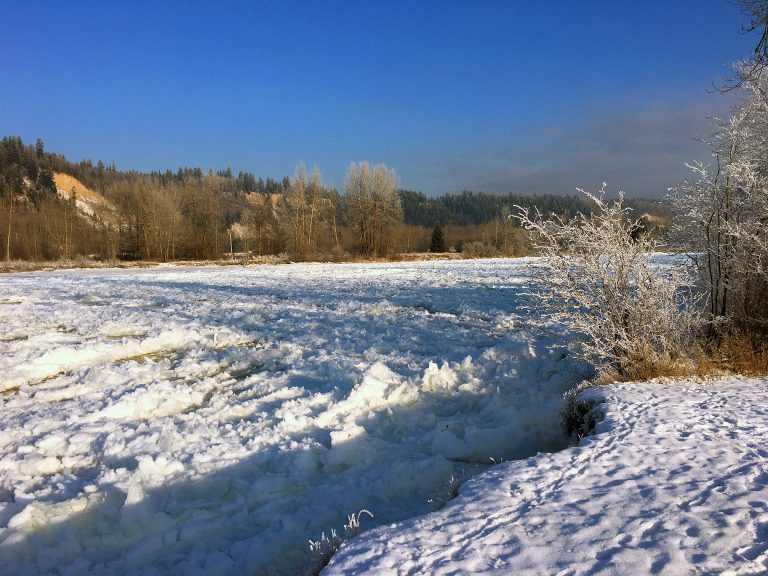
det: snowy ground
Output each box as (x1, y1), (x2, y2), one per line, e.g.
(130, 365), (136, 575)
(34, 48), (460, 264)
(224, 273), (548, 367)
(326, 377), (768, 575)
(0, 258), (579, 575)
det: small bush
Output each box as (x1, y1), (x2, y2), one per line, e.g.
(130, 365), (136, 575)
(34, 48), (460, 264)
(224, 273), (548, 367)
(300, 509), (373, 576)
(426, 466), (481, 511)
(460, 241), (498, 258)
(562, 389), (603, 443)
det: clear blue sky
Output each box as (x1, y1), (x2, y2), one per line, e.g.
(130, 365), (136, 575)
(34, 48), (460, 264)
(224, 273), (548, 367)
(0, 0), (756, 197)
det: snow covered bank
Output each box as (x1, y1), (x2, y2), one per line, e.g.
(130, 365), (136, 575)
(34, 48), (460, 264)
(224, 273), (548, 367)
(0, 259), (578, 575)
(326, 377), (768, 575)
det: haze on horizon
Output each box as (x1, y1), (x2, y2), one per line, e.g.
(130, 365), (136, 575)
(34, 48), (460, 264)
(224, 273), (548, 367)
(0, 1), (756, 198)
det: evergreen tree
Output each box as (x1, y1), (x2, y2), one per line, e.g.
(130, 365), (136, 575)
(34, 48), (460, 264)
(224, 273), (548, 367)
(430, 224), (446, 252)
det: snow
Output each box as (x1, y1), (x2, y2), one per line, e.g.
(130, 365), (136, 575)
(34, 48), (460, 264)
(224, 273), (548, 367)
(326, 377), (768, 575)
(5, 257), (764, 575)
(0, 258), (577, 575)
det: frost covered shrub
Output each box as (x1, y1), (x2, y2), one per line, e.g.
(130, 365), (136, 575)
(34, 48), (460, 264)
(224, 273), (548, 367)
(517, 186), (701, 380)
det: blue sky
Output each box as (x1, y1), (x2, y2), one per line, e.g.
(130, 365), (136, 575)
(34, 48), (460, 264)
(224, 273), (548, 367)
(0, 1), (756, 196)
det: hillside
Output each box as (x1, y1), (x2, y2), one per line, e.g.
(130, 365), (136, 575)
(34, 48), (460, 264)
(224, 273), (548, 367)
(54, 172), (119, 224)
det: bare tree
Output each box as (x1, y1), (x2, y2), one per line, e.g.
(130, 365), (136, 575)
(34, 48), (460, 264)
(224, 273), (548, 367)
(718, 2), (768, 90)
(670, 61), (768, 334)
(344, 162), (402, 257)
(275, 163), (326, 258)
(1, 164), (23, 262)
(740, 1), (768, 62)
(185, 175), (224, 260)
(240, 194), (276, 256)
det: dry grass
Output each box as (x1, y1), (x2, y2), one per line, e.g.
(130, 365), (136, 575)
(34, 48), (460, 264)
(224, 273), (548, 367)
(710, 330), (768, 376)
(598, 353), (716, 384)
(0, 259), (154, 274)
(598, 330), (768, 384)
(0, 252), (496, 274)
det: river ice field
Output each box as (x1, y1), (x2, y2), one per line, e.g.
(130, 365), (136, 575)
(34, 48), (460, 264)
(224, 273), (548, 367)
(0, 258), (578, 575)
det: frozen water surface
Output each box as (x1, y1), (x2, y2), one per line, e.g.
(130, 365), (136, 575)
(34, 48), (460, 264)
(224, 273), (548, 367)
(0, 258), (576, 575)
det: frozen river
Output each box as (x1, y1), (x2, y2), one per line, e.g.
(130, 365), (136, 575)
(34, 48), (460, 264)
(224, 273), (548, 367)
(0, 258), (576, 575)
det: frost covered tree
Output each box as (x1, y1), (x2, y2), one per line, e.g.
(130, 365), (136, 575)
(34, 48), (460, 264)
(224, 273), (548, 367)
(517, 186), (700, 380)
(344, 162), (403, 256)
(669, 62), (768, 336)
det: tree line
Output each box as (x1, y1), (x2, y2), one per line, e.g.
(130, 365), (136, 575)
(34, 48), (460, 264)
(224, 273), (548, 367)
(0, 135), (668, 263)
(399, 188), (667, 228)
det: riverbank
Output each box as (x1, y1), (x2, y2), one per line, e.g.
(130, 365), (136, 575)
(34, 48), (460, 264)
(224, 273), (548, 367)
(0, 252), (469, 274)
(325, 377), (768, 575)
